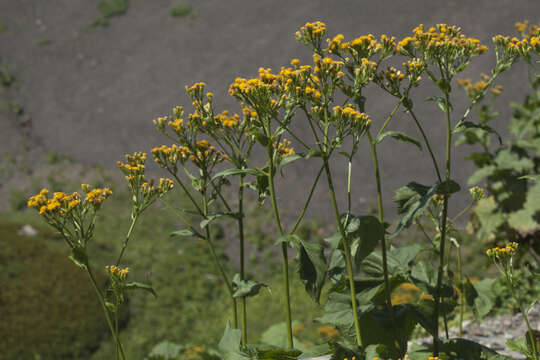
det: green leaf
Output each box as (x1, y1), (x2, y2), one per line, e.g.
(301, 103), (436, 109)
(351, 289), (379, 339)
(296, 240), (327, 303)
(255, 133), (270, 147)
(231, 274), (267, 298)
(468, 165), (496, 185)
(246, 345), (302, 360)
(494, 148), (534, 172)
(278, 149), (322, 172)
(147, 341), (184, 360)
(410, 261), (453, 297)
(200, 212), (235, 229)
(472, 197), (506, 242)
(260, 321), (308, 354)
(274, 234), (301, 247)
(410, 300), (455, 337)
(508, 181), (540, 234)
(440, 338), (513, 359)
(375, 131), (422, 151)
(69, 246), (88, 269)
(212, 168), (263, 181)
(361, 244), (423, 278)
(471, 278), (497, 319)
(391, 182), (437, 237)
(343, 215), (385, 266)
(124, 281), (157, 297)
(426, 96), (452, 113)
(435, 179), (461, 196)
(506, 338), (532, 358)
(453, 121), (502, 145)
(218, 322), (242, 354)
(170, 228), (202, 239)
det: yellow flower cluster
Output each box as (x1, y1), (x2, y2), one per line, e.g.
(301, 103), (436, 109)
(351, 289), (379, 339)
(457, 77), (489, 100)
(276, 139), (294, 158)
(86, 188), (113, 205)
(189, 140), (228, 165)
(317, 324), (339, 338)
(105, 265), (129, 280)
(117, 152), (146, 178)
(514, 20), (540, 40)
(28, 185), (112, 216)
(493, 35), (536, 58)
(295, 21), (326, 47)
(313, 54), (344, 81)
(398, 24), (487, 72)
(486, 242), (518, 259)
(353, 58), (377, 88)
(152, 144), (191, 168)
(428, 357), (440, 360)
(186, 82), (206, 97)
(403, 58), (425, 83)
(185, 346), (205, 359)
(333, 105), (369, 122)
(469, 186), (485, 202)
(375, 66), (406, 95)
(229, 77), (273, 98)
(214, 110), (240, 128)
(28, 189), (81, 215)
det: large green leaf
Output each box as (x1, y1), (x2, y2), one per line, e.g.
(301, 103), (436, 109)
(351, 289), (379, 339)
(259, 321), (309, 354)
(344, 215), (385, 267)
(473, 197), (507, 242)
(212, 168), (264, 181)
(471, 278), (497, 319)
(410, 299), (456, 336)
(391, 182), (437, 236)
(494, 148), (534, 172)
(361, 244), (423, 278)
(218, 322), (246, 360)
(439, 338), (514, 359)
(410, 261), (453, 297)
(508, 181), (540, 234)
(296, 240), (327, 303)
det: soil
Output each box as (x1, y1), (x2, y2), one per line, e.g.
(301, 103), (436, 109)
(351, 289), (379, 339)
(1, 1), (540, 217)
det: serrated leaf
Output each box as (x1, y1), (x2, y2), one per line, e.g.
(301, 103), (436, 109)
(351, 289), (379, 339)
(124, 281), (157, 297)
(471, 278), (497, 319)
(375, 131), (422, 151)
(147, 341), (185, 360)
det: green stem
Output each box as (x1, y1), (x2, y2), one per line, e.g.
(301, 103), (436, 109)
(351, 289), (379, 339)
(323, 157), (363, 347)
(172, 173), (203, 214)
(433, 91), (453, 357)
(457, 242), (464, 338)
(202, 186), (238, 328)
(367, 130), (401, 352)
(290, 164), (325, 234)
(87, 264), (126, 360)
(506, 274), (538, 360)
(238, 174), (248, 346)
(405, 107), (443, 182)
(266, 145), (294, 349)
(115, 214), (138, 266)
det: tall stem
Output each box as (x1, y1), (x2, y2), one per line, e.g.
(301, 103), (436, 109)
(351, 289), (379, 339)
(266, 145), (294, 349)
(238, 174), (248, 346)
(367, 130), (401, 351)
(433, 91), (452, 356)
(457, 242), (464, 338)
(202, 186), (238, 328)
(323, 157), (363, 347)
(115, 214), (138, 266)
(87, 264), (126, 360)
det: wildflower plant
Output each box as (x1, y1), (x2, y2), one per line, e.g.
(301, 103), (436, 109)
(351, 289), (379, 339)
(28, 180), (165, 359)
(29, 19), (540, 360)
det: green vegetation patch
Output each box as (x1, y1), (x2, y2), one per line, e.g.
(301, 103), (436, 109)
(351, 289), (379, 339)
(0, 222), (108, 359)
(169, 4), (192, 18)
(93, 0), (129, 27)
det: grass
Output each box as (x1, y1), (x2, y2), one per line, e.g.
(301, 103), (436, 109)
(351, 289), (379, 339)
(36, 38), (53, 46)
(0, 220), (109, 359)
(169, 4), (192, 18)
(93, 0), (129, 27)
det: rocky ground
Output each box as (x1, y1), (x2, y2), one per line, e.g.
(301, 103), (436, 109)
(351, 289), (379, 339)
(411, 304), (540, 359)
(1, 1), (540, 217)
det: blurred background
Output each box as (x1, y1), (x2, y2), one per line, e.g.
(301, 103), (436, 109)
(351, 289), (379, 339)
(1, 1), (539, 359)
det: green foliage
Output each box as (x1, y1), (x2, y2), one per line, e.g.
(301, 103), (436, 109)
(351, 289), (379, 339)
(0, 222), (108, 359)
(8, 189), (27, 211)
(169, 4), (193, 18)
(93, 0), (129, 27)
(36, 38), (53, 46)
(0, 62), (16, 88)
(464, 78), (540, 256)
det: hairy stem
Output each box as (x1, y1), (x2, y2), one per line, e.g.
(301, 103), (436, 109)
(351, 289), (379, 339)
(238, 174), (248, 346)
(115, 214), (138, 266)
